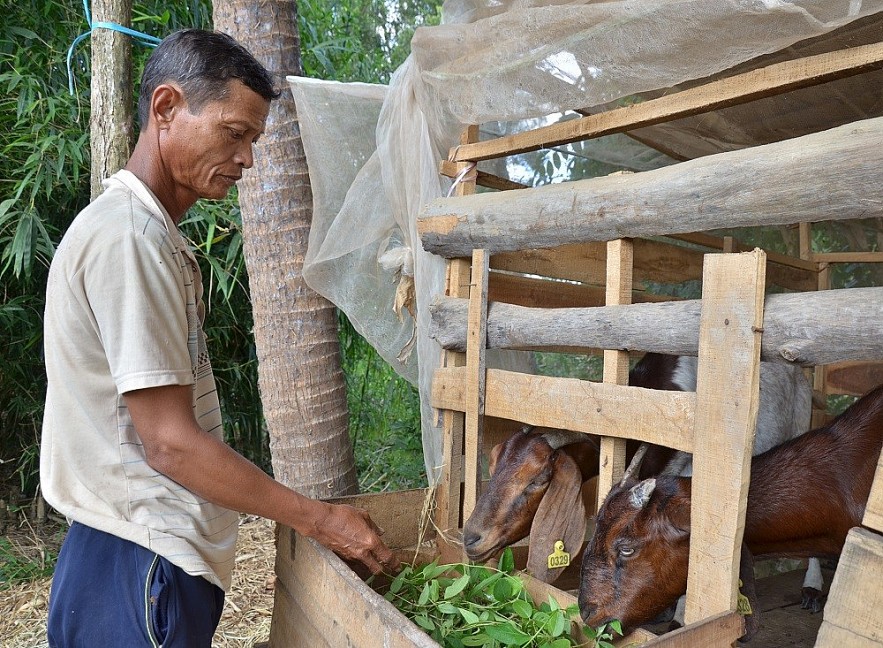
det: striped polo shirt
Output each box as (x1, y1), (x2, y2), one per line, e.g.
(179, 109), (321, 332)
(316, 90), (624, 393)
(41, 170), (238, 590)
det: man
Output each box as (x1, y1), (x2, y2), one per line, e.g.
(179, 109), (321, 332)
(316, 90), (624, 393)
(41, 29), (397, 647)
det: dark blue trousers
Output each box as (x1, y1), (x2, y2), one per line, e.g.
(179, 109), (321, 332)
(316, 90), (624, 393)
(47, 522), (225, 647)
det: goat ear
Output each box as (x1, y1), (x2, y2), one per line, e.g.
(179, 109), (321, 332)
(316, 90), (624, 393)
(487, 442), (505, 477)
(526, 451), (586, 584)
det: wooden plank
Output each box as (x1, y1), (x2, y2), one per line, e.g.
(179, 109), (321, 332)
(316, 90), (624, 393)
(431, 367), (695, 452)
(685, 251), (765, 627)
(325, 488), (430, 551)
(864, 448), (883, 534)
(428, 286), (883, 367)
(811, 251), (883, 264)
(419, 117), (883, 258)
(825, 361), (883, 397)
(491, 233), (813, 292)
(639, 611), (744, 648)
(815, 527), (883, 646)
(669, 232), (818, 273)
(462, 249), (489, 521)
(491, 239), (707, 288)
(436, 260), (471, 534)
(488, 269), (674, 309)
(598, 239), (633, 506)
(812, 263), (831, 430)
(436, 125), (480, 536)
(270, 527), (440, 648)
(448, 42), (883, 163)
(439, 159), (527, 191)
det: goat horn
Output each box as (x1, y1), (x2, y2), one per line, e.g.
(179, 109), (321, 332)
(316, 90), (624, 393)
(542, 429), (591, 449)
(620, 442), (649, 484)
(629, 478), (657, 509)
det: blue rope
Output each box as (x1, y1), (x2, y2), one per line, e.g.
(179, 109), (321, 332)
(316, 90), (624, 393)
(66, 0), (163, 94)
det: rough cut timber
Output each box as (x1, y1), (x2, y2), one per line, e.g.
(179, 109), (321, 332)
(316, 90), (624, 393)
(428, 286), (883, 367)
(417, 117), (883, 258)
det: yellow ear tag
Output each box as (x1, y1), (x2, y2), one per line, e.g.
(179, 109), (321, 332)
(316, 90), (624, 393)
(547, 540), (571, 569)
(737, 579), (753, 616)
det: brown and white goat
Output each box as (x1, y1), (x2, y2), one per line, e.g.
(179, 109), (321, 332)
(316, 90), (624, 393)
(577, 382), (883, 640)
(461, 353), (811, 586)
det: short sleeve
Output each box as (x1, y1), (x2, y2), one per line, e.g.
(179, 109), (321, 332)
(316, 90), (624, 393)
(86, 223), (194, 393)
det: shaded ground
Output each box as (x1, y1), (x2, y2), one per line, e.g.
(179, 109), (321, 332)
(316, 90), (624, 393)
(1, 513), (276, 648)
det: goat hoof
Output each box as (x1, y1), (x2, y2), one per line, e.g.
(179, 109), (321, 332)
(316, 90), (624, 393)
(667, 620), (683, 633)
(800, 587), (823, 613)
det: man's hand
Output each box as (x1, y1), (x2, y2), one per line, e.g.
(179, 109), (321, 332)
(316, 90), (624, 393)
(307, 502), (401, 576)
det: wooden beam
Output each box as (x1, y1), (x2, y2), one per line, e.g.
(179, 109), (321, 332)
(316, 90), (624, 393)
(439, 159), (528, 191)
(599, 239), (633, 506)
(639, 611), (744, 648)
(447, 42), (883, 163)
(685, 251), (765, 627)
(431, 367), (695, 452)
(815, 527), (883, 646)
(811, 251), (883, 264)
(488, 270), (674, 309)
(428, 286), (883, 367)
(825, 361), (883, 397)
(863, 451), (883, 534)
(462, 250), (489, 520)
(436, 125), (480, 536)
(418, 117), (883, 257)
(491, 236), (816, 293)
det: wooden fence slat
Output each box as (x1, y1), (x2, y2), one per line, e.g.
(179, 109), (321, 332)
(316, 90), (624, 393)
(462, 249), (489, 520)
(598, 239), (633, 506)
(685, 251), (765, 627)
(431, 367), (695, 452)
(863, 449), (883, 534)
(815, 527), (883, 647)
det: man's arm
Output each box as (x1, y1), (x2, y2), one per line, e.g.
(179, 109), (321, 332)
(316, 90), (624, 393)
(123, 384), (398, 574)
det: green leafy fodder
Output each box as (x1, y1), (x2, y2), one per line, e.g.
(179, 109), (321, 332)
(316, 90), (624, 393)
(380, 548), (623, 648)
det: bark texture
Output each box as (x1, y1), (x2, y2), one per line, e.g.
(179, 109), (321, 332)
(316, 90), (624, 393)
(90, 0), (134, 198)
(213, 1), (357, 498)
(430, 287), (883, 367)
(417, 117), (883, 257)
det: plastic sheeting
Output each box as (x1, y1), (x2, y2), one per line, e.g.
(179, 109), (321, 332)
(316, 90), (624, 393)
(288, 0), (883, 485)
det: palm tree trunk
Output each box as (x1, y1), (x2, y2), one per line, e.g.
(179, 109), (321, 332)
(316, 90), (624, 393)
(212, 0), (358, 499)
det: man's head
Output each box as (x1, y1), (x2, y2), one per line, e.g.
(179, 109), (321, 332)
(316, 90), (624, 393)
(131, 29), (280, 212)
(138, 29), (279, 130)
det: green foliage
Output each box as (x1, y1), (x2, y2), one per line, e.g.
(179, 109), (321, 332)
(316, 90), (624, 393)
(338, 313), (425, 491)
(0, 0), (441, 494)
(0, 534), (59, 588)
(381, 548), (619, 647)
(299, 0), (442, 83)
(0, 0), (92, 493)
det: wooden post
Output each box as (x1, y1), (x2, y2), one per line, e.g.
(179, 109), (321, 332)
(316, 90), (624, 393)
(462, 249), (489, 520)
(684, 251), (766, 638)
(435, 125), (480, 537)
(598, 239), (633, 507)
(90, 0), (134, 198)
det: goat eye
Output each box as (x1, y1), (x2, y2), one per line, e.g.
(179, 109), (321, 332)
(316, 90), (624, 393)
(619, 546), (635, 558)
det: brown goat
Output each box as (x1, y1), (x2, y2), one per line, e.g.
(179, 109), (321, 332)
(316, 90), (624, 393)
(461, 353), (810, 587)
(461, 426), (600, 583)
(578, 382), (883, 638)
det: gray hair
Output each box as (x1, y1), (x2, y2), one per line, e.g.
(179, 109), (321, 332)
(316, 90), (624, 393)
(138, 28), (280, 128)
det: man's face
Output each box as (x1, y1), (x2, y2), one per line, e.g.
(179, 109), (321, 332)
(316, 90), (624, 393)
(162, 80), (271, 201)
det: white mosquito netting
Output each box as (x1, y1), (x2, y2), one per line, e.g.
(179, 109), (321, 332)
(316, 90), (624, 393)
(287, 0), (883, 485)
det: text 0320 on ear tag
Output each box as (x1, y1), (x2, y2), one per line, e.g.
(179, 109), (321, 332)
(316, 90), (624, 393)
(547, 540), (570, 569)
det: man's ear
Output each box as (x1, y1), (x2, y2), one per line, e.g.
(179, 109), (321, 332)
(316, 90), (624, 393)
(151, 83), (185, 129)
